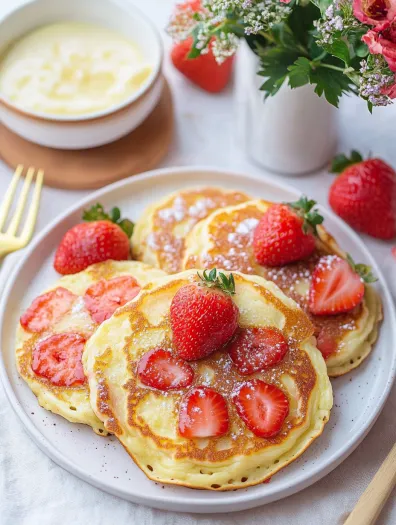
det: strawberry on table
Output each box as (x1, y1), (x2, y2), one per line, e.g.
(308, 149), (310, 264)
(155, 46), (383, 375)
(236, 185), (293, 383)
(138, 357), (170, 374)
(170, 269), (239, 361)
(20, 287), (77, 333)
(228, 327), (289, 375)
(309, 254), (377, 316)
(137, 348), (194, 391)
(84, 275), (141, 324)
(233, 380), (289, 438)
(31, 333), (86, 387)
(329, 151), (396, 240)
(171, 37), (234, 93)
(253, 197), (324, 267)
(178, 386), (229, 438)
(54, 204), (134, 275)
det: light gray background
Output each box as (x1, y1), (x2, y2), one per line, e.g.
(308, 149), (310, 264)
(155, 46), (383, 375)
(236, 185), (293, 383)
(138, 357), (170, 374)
(0, 1), (395, 524)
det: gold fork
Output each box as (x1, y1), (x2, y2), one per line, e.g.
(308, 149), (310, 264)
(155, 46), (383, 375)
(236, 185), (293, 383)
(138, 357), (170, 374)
(0, 165), (44, 258)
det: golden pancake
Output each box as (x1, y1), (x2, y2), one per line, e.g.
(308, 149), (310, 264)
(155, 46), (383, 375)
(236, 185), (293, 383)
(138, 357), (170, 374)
(16, 260), (166, 434)
(182, 200), (383, 377)
(83, 270), (332, 489)
(131, 187), (250, 273)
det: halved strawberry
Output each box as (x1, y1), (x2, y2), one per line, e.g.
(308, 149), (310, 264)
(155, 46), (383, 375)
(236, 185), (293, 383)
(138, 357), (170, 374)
(20, 287), (77, 333)
(31, 333), (86, 387)
(309, 255), (375, 315)
(178, 386), (229, 438)
(84, 275), (141, 324)
(228, 327), (289, 375)
(137, 348), (194, 391)
(233, 380), (289, 438)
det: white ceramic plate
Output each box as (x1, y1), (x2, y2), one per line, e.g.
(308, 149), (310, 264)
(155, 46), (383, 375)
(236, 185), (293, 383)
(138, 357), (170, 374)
(1, 167), (395, 513)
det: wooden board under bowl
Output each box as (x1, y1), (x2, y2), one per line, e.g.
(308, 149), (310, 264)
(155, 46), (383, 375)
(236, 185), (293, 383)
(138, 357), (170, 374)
(0, 81), (174, 190)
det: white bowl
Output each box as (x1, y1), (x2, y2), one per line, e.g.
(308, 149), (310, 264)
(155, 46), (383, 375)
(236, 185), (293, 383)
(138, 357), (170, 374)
(0, 0), (164, 149)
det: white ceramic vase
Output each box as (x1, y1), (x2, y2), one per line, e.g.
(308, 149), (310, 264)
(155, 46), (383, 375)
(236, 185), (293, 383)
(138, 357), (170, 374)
(237, 41), (338, 175)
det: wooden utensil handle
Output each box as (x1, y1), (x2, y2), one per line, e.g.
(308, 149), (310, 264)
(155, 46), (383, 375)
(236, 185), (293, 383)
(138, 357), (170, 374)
(344, 442), (396, 525)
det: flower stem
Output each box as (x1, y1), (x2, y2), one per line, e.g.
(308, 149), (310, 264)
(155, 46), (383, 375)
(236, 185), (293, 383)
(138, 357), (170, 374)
(314, 63), (346, 72)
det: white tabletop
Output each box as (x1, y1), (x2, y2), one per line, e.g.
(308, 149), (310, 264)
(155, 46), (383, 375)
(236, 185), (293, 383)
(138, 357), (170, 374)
(0, 1), (395, 524)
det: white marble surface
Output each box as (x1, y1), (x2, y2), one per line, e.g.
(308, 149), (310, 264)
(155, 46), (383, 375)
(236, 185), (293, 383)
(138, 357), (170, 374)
(0, 1), (395, 524)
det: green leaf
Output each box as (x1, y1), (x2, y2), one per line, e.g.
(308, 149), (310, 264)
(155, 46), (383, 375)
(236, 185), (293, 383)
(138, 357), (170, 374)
(82, 203), (109, 222)
(356, 42), (369, 58)
(118, 219), (134, 238)
(197, 269), (236, 295)
(257, 46), (301, 98)
(111, 207), (121, 223)
(309, 66), (351, 107)
(82, 203), (134, 238)
(311, 0), (333, 15)
(346, 254), (377, 283)
(325, 40), (351, 65)
(287, 196), (324, 235)
(188, 24), (209, 59)
(288, 57), (311, 88)
(330, 150), (364, 173)
(289, 3), (321, 47)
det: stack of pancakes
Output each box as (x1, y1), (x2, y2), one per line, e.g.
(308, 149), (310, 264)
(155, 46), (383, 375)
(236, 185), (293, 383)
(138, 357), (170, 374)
(16, 187), (382, 490)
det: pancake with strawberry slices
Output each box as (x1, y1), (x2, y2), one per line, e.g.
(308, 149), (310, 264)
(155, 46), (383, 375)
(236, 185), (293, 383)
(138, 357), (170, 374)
(83, 269), (332, 490)
(16, 260), (166, 434)
(182, 199), (382, 377)
(131, 187), (250, 273)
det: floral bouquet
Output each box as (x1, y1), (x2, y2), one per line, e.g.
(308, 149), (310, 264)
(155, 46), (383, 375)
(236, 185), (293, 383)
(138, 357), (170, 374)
(167, 0), (396, 109)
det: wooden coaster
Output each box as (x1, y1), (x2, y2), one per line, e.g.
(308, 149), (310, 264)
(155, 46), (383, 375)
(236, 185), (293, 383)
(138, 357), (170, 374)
(0, 81), (174, 190)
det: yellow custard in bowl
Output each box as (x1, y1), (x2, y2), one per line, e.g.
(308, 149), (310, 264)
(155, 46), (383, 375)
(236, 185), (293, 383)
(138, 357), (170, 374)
(0, 22), (153, 117)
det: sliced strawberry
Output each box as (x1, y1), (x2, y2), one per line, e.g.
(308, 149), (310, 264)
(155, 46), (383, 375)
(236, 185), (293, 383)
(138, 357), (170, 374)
(233, 380), (289, 438)
(83, 276), (141, 324)
(228, 327), (289, 375)
(309, 255), (365, 315)
(20, 287), (77, 333)
(31, 333), (86, 387)
(179, 386), (229, 438)
(137, 348), (194, 391)
(316, 327), (338, 360)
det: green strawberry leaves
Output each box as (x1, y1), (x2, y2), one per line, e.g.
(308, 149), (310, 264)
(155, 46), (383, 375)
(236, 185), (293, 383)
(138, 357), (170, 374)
(198, 269), (236, 295)
(83, 203), (134, 238)
(330, 150), (364, 174)
(346, 254), (377, 283)
(288, 196), (324, 235)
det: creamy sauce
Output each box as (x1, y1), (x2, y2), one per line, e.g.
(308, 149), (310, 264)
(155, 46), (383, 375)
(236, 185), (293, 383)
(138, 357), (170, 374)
(0, 22), (152, 116)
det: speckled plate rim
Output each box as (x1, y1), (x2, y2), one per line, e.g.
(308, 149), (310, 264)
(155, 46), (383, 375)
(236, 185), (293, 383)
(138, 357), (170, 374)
(0, 166), (395, 513)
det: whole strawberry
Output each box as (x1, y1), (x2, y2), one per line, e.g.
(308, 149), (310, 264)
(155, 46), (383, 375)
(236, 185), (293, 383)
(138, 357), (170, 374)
(169, 1), (234, 93)
(170, 269), (239, 361)
(54, 204), (134, 275)
(329, 151), (396, 240)
(171, 37), (234, 93)
(253, 197), (324, 267)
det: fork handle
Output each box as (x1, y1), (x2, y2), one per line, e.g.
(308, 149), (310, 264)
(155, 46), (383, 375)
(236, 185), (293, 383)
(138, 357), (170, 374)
(344, 442), (396, 525)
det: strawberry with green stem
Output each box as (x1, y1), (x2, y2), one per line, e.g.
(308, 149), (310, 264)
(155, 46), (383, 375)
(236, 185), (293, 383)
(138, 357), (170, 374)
(170, 269), (239, 361)
(54, 203), (134, 275)
(329, 151), (396, 240)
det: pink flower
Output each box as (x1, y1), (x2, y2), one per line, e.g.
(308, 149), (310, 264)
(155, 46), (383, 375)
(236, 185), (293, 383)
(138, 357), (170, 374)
(279, 0), (291, 3)
(353, 0), (396, 31)
(363, 27), (396, 71)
